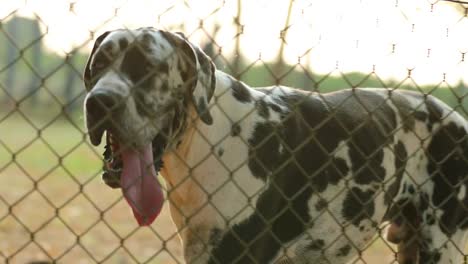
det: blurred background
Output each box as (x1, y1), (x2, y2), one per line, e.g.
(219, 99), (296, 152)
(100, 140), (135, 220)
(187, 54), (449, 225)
(0, 0), (467, 263)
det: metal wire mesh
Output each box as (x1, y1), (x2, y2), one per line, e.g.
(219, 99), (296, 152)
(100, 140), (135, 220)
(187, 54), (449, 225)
(1, 0), (468, 263)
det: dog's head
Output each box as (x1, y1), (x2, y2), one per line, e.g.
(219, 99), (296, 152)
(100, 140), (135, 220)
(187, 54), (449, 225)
(83, 28), (216, 225)
(84, 28), (216, 148)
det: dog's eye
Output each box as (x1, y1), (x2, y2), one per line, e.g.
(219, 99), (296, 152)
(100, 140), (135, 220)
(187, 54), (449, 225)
(91, 60), (109, 75)
(92, 61), (105, 71)
(91, 51), (113, 75)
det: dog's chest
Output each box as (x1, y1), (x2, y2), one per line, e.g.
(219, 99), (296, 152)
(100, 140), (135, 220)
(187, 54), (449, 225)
(188, 115), (270, 225)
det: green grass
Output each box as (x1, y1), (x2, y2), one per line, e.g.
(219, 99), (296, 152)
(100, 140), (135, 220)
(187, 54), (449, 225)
(0, 111), (102, 180)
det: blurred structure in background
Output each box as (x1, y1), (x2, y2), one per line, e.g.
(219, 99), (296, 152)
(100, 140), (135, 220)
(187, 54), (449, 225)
(2, 16), (43, 106)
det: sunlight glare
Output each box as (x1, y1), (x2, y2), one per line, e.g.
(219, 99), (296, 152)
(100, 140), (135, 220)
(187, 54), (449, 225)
(3, 0), (468, 85)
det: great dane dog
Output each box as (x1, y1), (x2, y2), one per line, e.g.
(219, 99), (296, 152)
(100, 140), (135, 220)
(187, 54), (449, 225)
(83, 27), (468, 263)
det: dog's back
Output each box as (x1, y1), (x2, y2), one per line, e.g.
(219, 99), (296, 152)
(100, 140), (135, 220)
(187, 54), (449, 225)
(245, 87), (468, 263)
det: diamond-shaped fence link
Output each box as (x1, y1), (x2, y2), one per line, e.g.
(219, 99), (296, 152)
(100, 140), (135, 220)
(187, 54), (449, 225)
(1, 0), (468, 263)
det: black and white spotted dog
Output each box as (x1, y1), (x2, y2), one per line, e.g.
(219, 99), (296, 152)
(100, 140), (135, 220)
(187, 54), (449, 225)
(83, 28), (468, 263)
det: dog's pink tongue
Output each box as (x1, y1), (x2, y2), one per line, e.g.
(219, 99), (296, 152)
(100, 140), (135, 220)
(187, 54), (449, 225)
(120, 145), (164, 226)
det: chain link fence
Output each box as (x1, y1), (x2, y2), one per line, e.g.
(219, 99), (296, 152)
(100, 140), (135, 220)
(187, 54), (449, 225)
(1, 0), (468, 263)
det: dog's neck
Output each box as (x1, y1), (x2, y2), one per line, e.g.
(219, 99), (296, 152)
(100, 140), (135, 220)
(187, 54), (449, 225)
(160, 70), (262, 228)
(161, 69), (260, 179)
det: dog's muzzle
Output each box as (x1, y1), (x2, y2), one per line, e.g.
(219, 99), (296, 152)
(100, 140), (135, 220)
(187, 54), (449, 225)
(85, 90), (166, 226)
(85, 91), (125, 188)
(85, 91), (126, 188)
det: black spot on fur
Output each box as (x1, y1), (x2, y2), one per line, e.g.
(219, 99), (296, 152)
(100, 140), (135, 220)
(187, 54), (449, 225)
(217, 148), (224, 157)
(306, 239), (325, 250)
(342, 187), (375, 226)
(119, 38), (128, 50)
(427, 122), (468, 235)
(425, 213), (436, 225)
(336, 244), (352, 257)
(158, 61), (169, 75)
(315, 199), (328, 211)
(269, 103), (282, 113)
(413, 111), (428, 122)
(247, 123), (282, 181)
(426, 97), (444, 121)
(256, 100), (270, 119)
(133, 90), (152, 117)
(194, 46), (212, 79)
(120, 39), (171, 102)
(231, 123), (241, 137)
(121, 45), (152, 85)
(209, 228), (222, 245)
(419, 192), (430, 212)
(197, 98), (213, 125)
(141, 32), (155, 45)
(420, 251), (441, 264)
(402, 182), (408, 195)
(231, 78), (252, 103)
(160, 80), (169, 92)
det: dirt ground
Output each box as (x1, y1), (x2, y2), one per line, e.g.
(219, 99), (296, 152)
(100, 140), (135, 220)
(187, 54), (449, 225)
(0, 167), (398, 264)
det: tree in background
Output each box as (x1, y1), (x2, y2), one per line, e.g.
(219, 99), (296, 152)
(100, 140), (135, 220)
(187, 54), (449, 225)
(2, 16), (43, 106)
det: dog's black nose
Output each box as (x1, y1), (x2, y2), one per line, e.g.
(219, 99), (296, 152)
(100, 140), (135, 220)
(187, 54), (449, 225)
(86, 92), (122, 118)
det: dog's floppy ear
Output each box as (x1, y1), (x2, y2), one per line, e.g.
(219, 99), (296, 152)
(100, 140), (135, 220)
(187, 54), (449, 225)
(83, 31), (111, 91)
(162, 31), (216, 125)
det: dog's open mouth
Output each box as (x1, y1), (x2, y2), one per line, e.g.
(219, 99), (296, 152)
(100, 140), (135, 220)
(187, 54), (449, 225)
(99, 130), (166, 226)
(103, 133), (124, 188)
